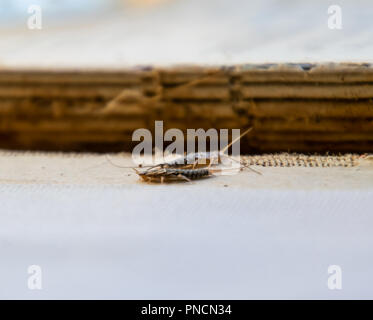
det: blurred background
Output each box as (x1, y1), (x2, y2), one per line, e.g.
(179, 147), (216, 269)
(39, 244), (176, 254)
(1, 0), (372, 67)
(1, 1), (373, 300)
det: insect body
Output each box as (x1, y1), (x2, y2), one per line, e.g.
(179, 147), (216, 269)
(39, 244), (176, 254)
(106, 127), (259, 183)
(152, 151), (220, 169)
(140, 127), (253, 170)
(135, 167), (212, 183)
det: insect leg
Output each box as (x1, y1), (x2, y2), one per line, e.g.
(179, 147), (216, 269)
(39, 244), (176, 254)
(177, 174), (192, 183)
(192, 158), (199, 169)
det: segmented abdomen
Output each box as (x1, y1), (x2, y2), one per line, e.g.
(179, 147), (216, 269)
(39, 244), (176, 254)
(167, 168), (210, 179)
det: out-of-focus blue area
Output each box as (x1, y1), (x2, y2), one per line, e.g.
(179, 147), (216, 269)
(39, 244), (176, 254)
(0, 0), (372, 66)
(0, 0), (116, 25)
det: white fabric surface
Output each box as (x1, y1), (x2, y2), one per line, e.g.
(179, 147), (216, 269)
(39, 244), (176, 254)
(1, 184), (372, 299)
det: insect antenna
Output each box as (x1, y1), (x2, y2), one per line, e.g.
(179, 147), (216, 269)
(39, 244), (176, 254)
(105, 155), (154, 170)
(220, 154), (262, 175)
(217, 127), (261, 174)
(220, 127), (253, 155)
